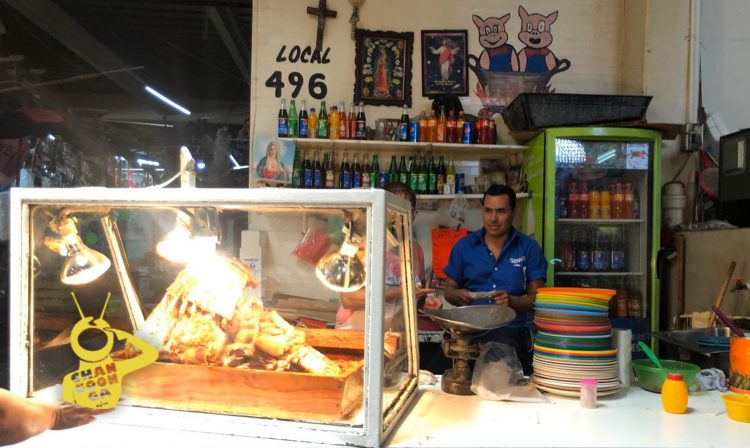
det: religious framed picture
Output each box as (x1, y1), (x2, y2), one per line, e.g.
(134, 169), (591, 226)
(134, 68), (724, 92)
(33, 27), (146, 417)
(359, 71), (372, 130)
(354, 29), (413, 107)
(421, 30), (468, 97)
(252, 136), (295, 187)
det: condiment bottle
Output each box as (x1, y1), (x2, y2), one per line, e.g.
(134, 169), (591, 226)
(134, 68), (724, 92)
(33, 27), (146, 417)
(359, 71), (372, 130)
(661, 373), (688, 414)
(580, 378), (598, 409)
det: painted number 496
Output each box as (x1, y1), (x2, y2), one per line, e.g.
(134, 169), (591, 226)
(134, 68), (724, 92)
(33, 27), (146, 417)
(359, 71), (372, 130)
(265, 71), (327, 100)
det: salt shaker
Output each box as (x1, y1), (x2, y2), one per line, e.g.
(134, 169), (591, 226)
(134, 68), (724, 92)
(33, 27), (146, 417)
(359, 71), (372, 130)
(580, 378), (598, 409)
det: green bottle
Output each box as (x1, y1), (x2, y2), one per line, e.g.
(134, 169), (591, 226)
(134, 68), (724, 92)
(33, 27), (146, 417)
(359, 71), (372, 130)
(417, 155), (427, 194)
(399, 156), (408, 184)
(427, 156), (437, 194)
(436, 155), (446, 194)
(370, 154), (380, 188)
(388, 155), (398, 184)
(317, 100), (329, 138)
(288, 99), (298, 138)
(291, 149), (302, 188)
(408, 156), (418, 192)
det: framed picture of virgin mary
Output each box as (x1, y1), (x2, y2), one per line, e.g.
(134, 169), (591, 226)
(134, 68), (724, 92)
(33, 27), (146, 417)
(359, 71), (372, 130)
(354, 29), (413, 107)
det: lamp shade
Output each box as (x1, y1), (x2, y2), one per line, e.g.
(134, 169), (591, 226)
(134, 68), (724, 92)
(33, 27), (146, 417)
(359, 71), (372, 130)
(53, 217), (111, 285)
(315, 239), (365, 293)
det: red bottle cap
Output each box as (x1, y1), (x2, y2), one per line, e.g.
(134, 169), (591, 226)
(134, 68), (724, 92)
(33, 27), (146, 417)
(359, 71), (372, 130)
(666, 373), (684, 381)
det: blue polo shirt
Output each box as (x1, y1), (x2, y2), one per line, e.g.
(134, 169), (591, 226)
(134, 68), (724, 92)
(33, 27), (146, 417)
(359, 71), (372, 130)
(443, 227), (548, 328)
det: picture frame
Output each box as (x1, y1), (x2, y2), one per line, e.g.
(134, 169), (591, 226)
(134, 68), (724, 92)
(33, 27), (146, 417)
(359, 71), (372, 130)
(374, 119), (400, 141)
(354, 29), (413, 107)
(421, 29), (468, 97)
(252, 136), (295, 188)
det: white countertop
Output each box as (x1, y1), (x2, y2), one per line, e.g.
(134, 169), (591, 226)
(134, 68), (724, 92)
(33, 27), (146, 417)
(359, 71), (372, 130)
(14, 385), (746, 448)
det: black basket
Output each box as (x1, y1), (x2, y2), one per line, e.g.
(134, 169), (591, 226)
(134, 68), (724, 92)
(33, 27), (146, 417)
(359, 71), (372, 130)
(501, 93), (652, 131)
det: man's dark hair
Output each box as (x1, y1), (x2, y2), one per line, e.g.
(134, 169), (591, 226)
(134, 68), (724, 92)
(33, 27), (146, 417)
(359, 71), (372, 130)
(384, 181), (417, 210)
(481, 184), (517, 210)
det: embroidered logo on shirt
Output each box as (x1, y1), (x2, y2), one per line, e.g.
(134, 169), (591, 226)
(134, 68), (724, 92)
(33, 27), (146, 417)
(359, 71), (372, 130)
(509, 256), (526, 267)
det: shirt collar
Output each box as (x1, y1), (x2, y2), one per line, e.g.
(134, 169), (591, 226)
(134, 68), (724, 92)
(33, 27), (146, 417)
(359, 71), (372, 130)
(471, 227), (519, 247)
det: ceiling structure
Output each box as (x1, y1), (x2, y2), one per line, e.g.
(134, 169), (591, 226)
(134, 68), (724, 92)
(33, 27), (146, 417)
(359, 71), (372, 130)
(0, 0), (252, 158)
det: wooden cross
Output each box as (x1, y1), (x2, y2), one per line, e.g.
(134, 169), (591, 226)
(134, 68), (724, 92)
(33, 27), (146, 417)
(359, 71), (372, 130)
(307, 0), (337, 52)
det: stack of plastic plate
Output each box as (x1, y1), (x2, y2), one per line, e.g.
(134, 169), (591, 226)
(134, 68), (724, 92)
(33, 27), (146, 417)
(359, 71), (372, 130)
(531, 287), (621, 397)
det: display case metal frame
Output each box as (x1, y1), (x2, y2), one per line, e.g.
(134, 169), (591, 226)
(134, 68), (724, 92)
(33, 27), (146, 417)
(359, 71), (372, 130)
(9, 187), (419, 448)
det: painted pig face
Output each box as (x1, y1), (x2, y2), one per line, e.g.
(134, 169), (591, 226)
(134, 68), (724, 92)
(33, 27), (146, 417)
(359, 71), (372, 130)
(518, 6), (558, 49)
(472, 14), (510, 49)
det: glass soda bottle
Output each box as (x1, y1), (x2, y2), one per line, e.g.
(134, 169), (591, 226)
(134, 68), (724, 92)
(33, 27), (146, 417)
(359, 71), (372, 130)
(561, 230), (575, 271)
(611, 228), (626, 271)
(436, 106), (447, 143)
(388, 155), (398, 184)
(312, 150), (322, 188)
(356, 102), (367, 140)
(600, 186), (611, 219)
(590, 187), (601, 219)
(338, 101), (348, 139)
(329, 105), (339, 139)
(348, 102), (357, 140)
(298, 99), (309, 138)
(612, 183), (624, 219)
(308, 108), (318, 140)
(361, 154), (371, 188)
(578, 182), (590, 219)
(352, 153), (362, 188)
(574, 230), (591, 271)
(591, 229), (611, 272)
(408, 156), (418, 192)
(370, 154), (380, 188)
(317, 101), (329, 139)
(340, 151), (351, 189)
(399, 156), (408, 184)
(278, 99), (289, 137)
(446, 111), (457, 143)
(623, 182), (634, 219)
(303, 151), (313, 188)
(446, 155), (456, 194)
(291, 149), (302, 188)
(288, 99), (298, 138)
(418, 111), (428, 142)
(427, 110), (437, 143)
(324, 152), (335, 188)
(398, 105), (410, 142)
(567, 182), (580, 219)
(437, 155), (446, 194)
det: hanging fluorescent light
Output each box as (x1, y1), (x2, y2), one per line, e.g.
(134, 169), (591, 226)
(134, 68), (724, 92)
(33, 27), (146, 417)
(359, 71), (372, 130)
(144, 85), (191, 115)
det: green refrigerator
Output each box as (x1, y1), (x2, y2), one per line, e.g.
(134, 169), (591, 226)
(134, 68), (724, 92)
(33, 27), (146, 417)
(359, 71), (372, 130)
(522, 127), (661, 349)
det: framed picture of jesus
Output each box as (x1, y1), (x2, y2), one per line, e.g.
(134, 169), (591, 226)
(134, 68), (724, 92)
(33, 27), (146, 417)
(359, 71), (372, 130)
(354, 29), (413, 107)
(421, 30), (468, 97)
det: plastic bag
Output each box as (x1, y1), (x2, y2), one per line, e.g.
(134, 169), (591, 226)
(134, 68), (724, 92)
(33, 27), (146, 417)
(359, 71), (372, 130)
(449, 192), (468, 223)
(470, 342), (547, 403)
(291, 228), (332, 264)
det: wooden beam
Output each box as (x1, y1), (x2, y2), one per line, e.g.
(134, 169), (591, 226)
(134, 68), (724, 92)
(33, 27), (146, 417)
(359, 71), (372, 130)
(207, 6), (250, 83)
(4, 0), (170, 115)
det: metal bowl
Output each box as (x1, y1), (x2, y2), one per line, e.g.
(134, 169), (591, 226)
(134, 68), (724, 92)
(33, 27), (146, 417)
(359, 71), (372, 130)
(419, 305), (516, 334)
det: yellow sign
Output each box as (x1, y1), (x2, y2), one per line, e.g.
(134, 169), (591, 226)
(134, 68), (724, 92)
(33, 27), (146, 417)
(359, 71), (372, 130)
(62, 293), (157, 409)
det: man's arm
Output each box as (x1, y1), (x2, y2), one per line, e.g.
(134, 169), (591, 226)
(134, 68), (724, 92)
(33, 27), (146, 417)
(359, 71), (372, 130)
(443, 277), (474, 307)
(505, 278), (545, 313)
(0, 389), (102, 446)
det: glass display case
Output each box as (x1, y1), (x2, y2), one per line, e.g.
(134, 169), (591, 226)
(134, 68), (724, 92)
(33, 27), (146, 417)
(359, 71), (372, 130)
(9, 187), (419, 448)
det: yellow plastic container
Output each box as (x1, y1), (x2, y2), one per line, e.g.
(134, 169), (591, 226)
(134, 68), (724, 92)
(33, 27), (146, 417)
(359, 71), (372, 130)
(661, 373), (688, 414)
(722, 394), (750, 423)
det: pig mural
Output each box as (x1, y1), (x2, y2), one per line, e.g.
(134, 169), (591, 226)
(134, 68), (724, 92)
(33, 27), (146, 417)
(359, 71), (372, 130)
(468, 6), (570, 111)
(518, 6), (558, 73)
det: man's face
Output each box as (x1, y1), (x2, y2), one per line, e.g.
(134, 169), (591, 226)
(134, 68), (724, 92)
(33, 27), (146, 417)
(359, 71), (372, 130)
(482, 194), (514, 238)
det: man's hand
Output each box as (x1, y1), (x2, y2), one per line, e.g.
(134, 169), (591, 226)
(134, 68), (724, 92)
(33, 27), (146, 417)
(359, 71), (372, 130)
(422, 296), (443, 310)
(491, 290), (510, 306)
(52, 404), (110, 430)
(450, 289), (474, 306)
(415, 288), (436, 301)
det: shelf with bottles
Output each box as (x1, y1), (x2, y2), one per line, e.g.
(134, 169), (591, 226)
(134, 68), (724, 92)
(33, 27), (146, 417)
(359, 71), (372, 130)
(417, 192), (530, 200)
(280, 138), (527, 158)
(555, 271), (645, 276)
(557, 218), (643, 224)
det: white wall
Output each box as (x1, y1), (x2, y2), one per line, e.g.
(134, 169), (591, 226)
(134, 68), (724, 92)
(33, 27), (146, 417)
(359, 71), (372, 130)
(701, 0), (750, 138)
(250, 0), (629, 152)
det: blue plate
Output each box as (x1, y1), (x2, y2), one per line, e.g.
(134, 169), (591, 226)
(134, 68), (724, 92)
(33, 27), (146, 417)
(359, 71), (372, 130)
(535, 301), (606, 312)
(697, 336), (730, 347)
(534, 307), (609, 316)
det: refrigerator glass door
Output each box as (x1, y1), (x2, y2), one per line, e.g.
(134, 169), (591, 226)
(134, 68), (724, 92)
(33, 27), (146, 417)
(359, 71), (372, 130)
(552, 137), (651, 320)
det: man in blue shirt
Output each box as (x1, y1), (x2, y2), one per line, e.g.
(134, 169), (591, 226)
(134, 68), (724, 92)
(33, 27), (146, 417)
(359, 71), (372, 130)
(443, 184), (547, 373)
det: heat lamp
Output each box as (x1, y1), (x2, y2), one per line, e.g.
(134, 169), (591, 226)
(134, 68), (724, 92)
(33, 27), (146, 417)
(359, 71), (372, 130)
(50, 217), (112, 285)
(315, 223), (366, 293)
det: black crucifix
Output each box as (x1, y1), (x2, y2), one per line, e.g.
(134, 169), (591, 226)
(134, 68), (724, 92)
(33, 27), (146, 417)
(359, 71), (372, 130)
(307, 0), (337, 52)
